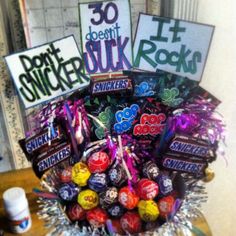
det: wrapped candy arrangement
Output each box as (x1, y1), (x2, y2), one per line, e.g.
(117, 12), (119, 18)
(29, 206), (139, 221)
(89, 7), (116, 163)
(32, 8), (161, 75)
(4, 2), (224, 235)
(17, 69), (224, 235)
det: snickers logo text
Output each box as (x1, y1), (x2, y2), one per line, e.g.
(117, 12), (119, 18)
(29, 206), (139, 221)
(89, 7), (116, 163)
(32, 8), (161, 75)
(26, 127), (60, 154)
(169, 140), (209, 157)
(92, 77), (132, 94)
(37, 144), (71, 172)
(162, 156), (206, 174)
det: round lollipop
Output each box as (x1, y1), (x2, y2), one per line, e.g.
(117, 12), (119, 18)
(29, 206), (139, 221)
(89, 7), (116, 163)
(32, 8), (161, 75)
(88, 173), (108, 192)
(86, 207), (108, 228)
(203, 168), (215, 182)
(59, 166), (72, 183)
(155, 174), (173, 196)
(108, 164), (127, 187)
(158, 195), (175, 218)
(120, 211), (142, 234)
(99, 187), (118, 208)
(107, 204), (125, 218)
(67, 203), (86, 221)
(110, 219), (125, 235)
(58, 182), (79, 201)
(137, 178), (159, 200)
(87, 151), (110, 173)
(143, 161), (160, 180)
(118, 186), (139, 210)
(77, 189), (99, 210)
(138, 200), (159, 222)
(72, 162), (91, 186)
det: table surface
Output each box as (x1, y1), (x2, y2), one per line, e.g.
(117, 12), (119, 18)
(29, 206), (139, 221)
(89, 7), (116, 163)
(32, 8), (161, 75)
(0, 168), (213, 236)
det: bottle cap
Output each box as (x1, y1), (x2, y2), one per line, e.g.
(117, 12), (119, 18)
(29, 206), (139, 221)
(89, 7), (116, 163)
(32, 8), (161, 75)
(3, 187), (27, 209)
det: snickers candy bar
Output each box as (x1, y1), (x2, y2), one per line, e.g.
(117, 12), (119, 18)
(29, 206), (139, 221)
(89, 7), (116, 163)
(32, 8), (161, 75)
(161, 154), (208, 176)
(33, 142), (72, 178)
(19, 126), (62, 161)
(90, 76), (133, 97)
(166, 134), (216, 161)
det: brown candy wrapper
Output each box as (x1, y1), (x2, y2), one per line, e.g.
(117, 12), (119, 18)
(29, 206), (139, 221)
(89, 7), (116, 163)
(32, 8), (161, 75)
(33, 142), (72, 178)
(90, 75), (133, 97)
(19, 125), (64, 162)
(161, 153), (208, 177)
(159, 133), (217, 163)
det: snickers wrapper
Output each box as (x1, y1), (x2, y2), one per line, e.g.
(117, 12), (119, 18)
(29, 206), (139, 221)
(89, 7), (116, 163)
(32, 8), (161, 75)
(161, 154), (208, 176)
(161, 134), (217, 162)
(32, 142), (72, 178)
(90, 76), (133, 97)
(19, 126), (63, 162)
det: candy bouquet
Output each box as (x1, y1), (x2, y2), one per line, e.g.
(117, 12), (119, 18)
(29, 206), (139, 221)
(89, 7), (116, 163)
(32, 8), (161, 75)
(16, 69), (224, 236)
(4, 1), (224, 235)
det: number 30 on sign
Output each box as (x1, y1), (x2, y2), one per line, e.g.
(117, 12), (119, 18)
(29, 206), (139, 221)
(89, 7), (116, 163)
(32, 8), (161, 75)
(79, 0), (133, 74)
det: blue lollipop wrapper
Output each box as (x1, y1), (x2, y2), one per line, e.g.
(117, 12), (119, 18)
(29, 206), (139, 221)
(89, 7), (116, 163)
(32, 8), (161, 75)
(58, 182), (80, 201)
(88, 173), (108, 192)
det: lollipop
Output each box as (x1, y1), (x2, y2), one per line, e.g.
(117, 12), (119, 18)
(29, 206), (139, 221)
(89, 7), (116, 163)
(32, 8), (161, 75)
(99, 187), (118, 208)
(87, 151), (110, 173)
(110, 219), (125, 235)
(143, 161), (160, 180)
(59, 166), (72, 183)
(158, 195), (175, 218)
(120, 211), (142, 234)
(58, 182), (79, 201)
(86, 207), (108, 228)
(138, 200), (159, 222)
(155, 174), (173, 196)
(203, 168), (215, 182)
(108, 163), (127, 187)
(67, 203), (86, 221)
(107, 204), (125, 218)
(137, 178), (159, 200)
(72, 162), (91, 186)
(118, 186), (139, 210)
(77, 189), (99, 210)
(88, 173), (108, 192)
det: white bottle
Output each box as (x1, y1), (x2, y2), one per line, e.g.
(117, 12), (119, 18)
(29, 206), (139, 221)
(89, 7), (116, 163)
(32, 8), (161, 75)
(3, 187), (32, 233)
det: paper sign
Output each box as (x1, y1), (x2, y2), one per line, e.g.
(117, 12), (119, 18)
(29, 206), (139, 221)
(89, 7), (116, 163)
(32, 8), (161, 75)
(133, 14), (214, 81)
(79, 0), (133, 74)
(5, 36), (90, 109)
